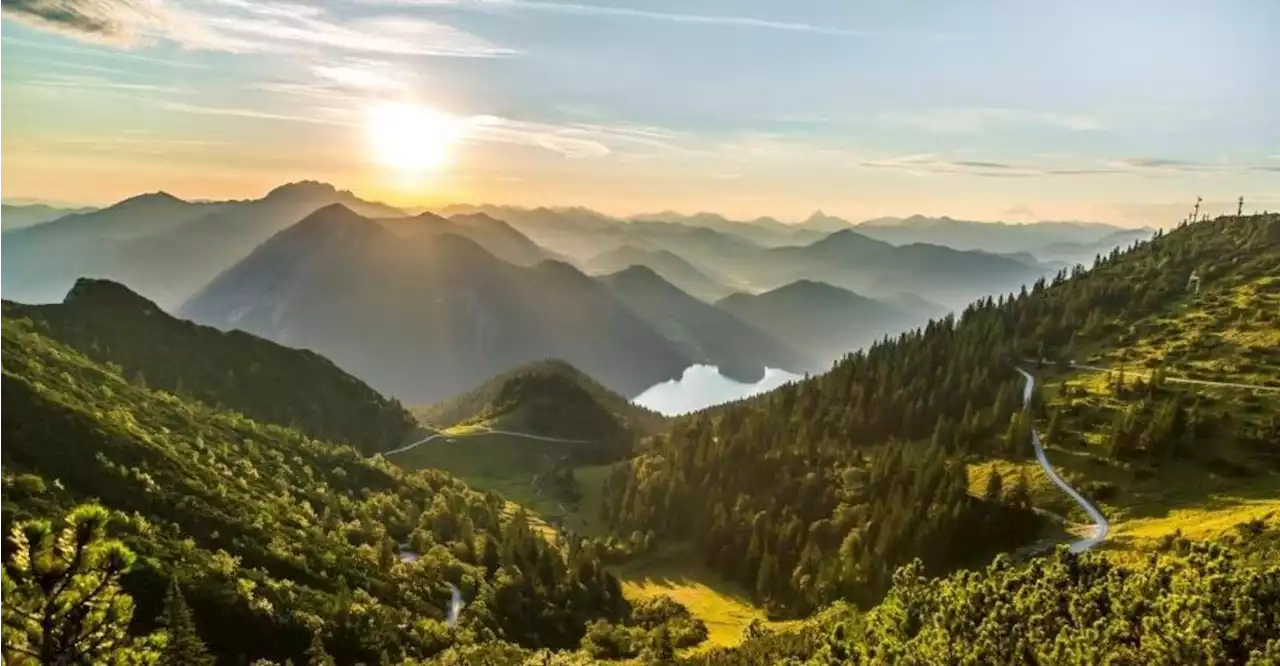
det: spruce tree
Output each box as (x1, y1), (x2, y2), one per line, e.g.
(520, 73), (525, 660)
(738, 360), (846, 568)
(305, 631), (334, 666)
(158, 577), (215, 666)
(983, 469), (1004, 502)
(1007, 471), (1032, 508)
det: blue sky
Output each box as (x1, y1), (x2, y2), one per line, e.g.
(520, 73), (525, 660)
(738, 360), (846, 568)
(2, 0), (1277, 225)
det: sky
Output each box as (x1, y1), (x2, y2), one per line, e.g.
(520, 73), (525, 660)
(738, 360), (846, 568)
(2, 0), (1278, 226)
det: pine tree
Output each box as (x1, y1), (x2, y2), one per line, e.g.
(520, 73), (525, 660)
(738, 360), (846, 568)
(305, 631), (334, 666)
(158, 577), (214, 666)
(983, 469), (1004, 502)
(1007, 471), (1031, 508)
(1, 505), (159, 665)
(1046, 408), (1063, 446)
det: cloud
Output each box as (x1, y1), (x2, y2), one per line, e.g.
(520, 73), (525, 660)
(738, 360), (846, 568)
(885, 108), (1104, 133)
(0, 34), (210, 67)
(153, 96), (681, 160)
(203, 11), (515, 56)
(0, 0), (229, 48)
(860, 153), (1280, 179)
(1111, 157), (1206, 171)
(14, 73), (188, 95)
(2, 0), (515, 57)
(364, 0), (970, 40)
(1108, 157), (1280, 174)
(1002, 205), (1036, 219)
(860, 154), (1120, 178)
(159, 101), (356, 126)
(311, 59), (412, 91)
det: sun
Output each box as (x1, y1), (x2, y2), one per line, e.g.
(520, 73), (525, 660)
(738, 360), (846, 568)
(365, 102), (463, 175)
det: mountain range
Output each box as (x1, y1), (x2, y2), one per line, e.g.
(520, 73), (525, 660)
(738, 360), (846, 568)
(584, 245), (736, 302)
(1, 182), (405, 309)
(855, 214), (1155, 259)
(0, 202), (98, 231)
(179, 204), (817, 403)
(3, 181), (1153, 403)
(717, 280), (927, 365)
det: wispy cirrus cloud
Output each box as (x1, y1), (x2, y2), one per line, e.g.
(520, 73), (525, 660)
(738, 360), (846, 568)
(14, 75), (189, 94)
(151, 98), (688, 159)
(0, 0), (246, 49)
(1, 0), (514, 56)
(860, 154), (1119, 177)
(363, 0), (971, 40)
(0, 34), (211, 67)
(159, 101), (356, 126)
(861, 153), (1280, 178)
(884, 107), (1104, 133)
(312, 60), (410, 91)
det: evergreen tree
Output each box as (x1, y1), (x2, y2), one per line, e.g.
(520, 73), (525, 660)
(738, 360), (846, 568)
(1045, 407), (1063, 446)
(1007, 471), (1032, 508)
(305, 631), (334, 666)
(1, 505), (158, 665)
(158, 577), (214, 666)
(983, 470), (1004, 502)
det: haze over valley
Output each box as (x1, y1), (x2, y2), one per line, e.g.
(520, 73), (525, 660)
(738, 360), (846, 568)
(3, 181), (1150, 405)
(2, 1), (1277, 664)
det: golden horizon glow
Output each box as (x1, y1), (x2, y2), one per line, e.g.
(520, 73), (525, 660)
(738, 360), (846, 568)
(365, 102), (463, 176)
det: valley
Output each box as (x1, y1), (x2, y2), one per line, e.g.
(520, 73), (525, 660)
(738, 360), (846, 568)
(5, 0), (1277, 660)
(2, 199), (1277, 665)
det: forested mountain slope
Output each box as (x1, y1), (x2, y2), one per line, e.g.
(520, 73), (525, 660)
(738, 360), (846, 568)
(0, 317), (645, 664)
(683, 532), (1279, 665)
(417, 359), (666, 440)
(598, 214), (1278, 619)
(4, 278), (417, 453)
(965, 213), (1280, 551)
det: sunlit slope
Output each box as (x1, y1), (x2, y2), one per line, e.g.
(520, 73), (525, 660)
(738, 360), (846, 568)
(3, 278), (418, 453)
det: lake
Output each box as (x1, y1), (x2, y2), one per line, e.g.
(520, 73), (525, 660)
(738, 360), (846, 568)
(632, 364), (803, 416)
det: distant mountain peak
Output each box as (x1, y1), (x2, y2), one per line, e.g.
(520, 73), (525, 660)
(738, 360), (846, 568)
(277, 204), (382, 245)
(264, 180), (345, 201)
(536, 259), (592, 283)
(63, 277), (162, 314)
(300, 202), (362, 223)
(609, 263), (667, 284)
(109, 191), (188, 209)
(800, 210), (853, 232)
(410, 210), (452, 225)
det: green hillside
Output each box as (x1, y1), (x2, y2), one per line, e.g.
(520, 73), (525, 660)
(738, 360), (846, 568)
(4, 278), (418, 454)
(402, 361), (667, 529)
(992, 214), (1280, 553)
(416, 359), (666, 440)
(451, 212), (1280, 664)
(596, 214), (1279, 616)
(0, 315), (710, 664)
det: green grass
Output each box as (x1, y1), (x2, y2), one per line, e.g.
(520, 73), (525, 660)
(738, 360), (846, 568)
(1087, 274), (1280, 387)
(392, 443), (782, 651)
(611, 544), (795, 654)
(1025, 365), (1280, 557)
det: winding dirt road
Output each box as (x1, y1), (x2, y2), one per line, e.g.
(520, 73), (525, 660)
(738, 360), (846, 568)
(1015, 367), (1110, 553)
(380, 428), (589, 457)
